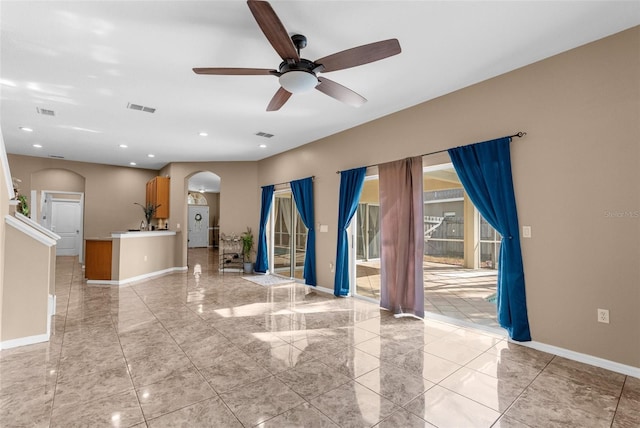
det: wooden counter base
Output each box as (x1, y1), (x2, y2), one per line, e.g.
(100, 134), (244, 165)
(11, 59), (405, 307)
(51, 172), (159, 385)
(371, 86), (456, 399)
(85, 239), (112, 280)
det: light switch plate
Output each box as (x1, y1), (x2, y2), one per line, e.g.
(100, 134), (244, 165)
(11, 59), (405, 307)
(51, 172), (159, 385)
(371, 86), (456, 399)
(522, 225), (532, 238)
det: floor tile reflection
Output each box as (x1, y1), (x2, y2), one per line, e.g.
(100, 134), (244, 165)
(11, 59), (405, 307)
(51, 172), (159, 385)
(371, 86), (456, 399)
(0, 250), (637, 428)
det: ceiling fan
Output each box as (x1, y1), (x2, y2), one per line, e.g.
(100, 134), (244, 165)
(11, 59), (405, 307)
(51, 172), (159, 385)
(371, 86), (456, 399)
(193, 0), (401, 111)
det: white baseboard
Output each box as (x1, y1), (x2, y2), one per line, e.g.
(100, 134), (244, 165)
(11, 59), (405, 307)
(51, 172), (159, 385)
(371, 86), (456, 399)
(0, 333), (49, 350)
(521, 340), (640, 378)
(426, 311), (639, 378)
(87, 266), (188, 286)
(48, 294), (56, 316)
(47, 294), (56, 338)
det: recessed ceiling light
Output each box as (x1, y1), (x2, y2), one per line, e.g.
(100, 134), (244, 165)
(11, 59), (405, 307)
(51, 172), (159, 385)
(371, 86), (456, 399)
(19, 127), (33, 132)
(147, 154), (155, 158)
(259, 144), (267, 148)
(129, 162), (137, 166)
(199, 132), (208, 137)
(33, 144), (42, 148)
(119, 144), (128, 148)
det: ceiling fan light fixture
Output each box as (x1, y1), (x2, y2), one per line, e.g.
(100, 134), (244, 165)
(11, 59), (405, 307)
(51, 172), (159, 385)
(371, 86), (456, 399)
(279, 71), (318, 94)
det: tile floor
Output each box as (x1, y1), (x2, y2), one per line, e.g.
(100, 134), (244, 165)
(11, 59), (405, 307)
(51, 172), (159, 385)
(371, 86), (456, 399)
(0, 249), (638, 427)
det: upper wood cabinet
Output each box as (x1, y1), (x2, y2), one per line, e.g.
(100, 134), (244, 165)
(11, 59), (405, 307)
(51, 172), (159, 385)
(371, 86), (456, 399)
(146, 176), (170, 219)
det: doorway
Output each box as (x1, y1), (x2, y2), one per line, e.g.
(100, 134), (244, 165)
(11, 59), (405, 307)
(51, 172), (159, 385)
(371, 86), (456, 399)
(349, 164), (500, 328)
(40, 192), (84, 259)
(186, 171), (221, 269)
(188, 205), (210, 248)
(271, 189), (307, 280)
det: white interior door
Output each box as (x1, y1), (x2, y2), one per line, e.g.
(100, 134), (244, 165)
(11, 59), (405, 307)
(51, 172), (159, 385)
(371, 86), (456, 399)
(51, 199), (81, 256)
(188, 205), (209, 248)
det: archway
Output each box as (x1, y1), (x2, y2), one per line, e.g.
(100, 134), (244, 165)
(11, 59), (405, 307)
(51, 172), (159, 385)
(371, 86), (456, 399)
(31, 168), (86, 261)
(185, 171), (221, 268)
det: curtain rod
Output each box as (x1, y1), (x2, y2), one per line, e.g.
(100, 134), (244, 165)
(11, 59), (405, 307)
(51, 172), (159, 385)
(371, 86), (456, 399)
(335, 131), (527, 174)
(267, 175), (315, 188)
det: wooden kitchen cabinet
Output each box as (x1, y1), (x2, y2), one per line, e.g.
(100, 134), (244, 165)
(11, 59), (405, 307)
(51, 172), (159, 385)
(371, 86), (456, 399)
(85, 239), (112, 280)
(146, 176), (170, 219)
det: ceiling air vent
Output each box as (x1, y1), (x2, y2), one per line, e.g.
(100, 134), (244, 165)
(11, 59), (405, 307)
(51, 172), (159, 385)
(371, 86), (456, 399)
(255, 132), (274, 138)
(127, 102), (156, 113)
(36, 107), (55, 116)
(48, 154), (65, 159)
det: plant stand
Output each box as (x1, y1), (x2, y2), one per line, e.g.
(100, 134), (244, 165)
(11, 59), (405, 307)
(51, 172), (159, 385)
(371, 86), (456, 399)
(219, 235), (243, 274)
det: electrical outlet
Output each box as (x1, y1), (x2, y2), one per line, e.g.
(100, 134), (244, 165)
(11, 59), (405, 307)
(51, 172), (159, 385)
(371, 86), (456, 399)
(597, 308), (609, 324)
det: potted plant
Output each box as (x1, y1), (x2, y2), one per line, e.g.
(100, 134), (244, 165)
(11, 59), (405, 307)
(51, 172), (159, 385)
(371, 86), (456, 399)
(240, 227), (254, 274)
(12, 177), (29, 216)
(134, 202), (161, 230)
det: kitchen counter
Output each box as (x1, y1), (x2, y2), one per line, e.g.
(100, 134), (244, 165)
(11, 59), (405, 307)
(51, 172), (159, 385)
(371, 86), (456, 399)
(86, 230), (183, 285)
(111, 230), (176, 238)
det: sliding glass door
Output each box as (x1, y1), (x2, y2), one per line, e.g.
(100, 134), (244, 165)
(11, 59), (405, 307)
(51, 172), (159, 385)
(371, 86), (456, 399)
(356, 203), (380, 261)
(354, 177), (381, 299)
(272, 190), (307, 279)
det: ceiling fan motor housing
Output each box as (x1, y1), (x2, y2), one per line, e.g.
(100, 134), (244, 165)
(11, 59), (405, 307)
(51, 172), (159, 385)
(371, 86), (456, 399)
(278, 59), (319, 93)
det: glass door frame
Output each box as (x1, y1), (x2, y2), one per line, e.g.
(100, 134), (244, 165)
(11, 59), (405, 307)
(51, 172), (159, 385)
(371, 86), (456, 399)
(269, 188), (307, 280)
(351, 174), (381, 302)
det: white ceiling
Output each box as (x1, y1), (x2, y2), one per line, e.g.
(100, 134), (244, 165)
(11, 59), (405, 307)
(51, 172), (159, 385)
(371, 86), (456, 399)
(2, 1), (639, 171)
(188, 171), (221, 193)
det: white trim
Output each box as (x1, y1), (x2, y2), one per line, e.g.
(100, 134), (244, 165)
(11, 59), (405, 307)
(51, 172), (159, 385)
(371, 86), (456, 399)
(5, 215), (57, 247)
(48, 294), (56, 316)
(41, 190), (85, 262)
(87, 266), (187, 286)
(0, 130), (15, 199)
(112, 230), (176, 239)
(46, 294), (56, 338)
(15, 212), (61, 240)
(0, 333), (49, 350)
(423, 311), (640, 377)
(424, 197), (464, 204)
(521, 340), (640, 378)
(423, 162), (454, 173)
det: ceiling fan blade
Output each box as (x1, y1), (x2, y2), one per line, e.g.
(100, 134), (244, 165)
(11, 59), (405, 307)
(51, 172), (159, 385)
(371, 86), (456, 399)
(247, 0), (299, 61)
(267, 87), (292, 111)
(193, 67), (277, 75)
(316, 77), (366, 107)
(314, 39), (401, 73)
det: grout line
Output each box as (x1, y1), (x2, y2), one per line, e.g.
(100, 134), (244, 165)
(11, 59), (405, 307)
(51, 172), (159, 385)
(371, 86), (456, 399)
(129, 259), (245, 426)
(609, 376), (628, 428)
(47, 258), (78, 422)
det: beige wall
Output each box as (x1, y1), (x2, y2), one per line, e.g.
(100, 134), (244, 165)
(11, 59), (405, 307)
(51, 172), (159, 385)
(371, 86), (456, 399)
(359, 179), (379, 204)
(114, 235), (176, 281)
(2, 224), (51, 341)
(257, 28), (640, 367)
(203, 192), (220, 227)
(425, 177), (462, 192)
(8, 155), (157, 238)
(160, 162), (259, 267)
